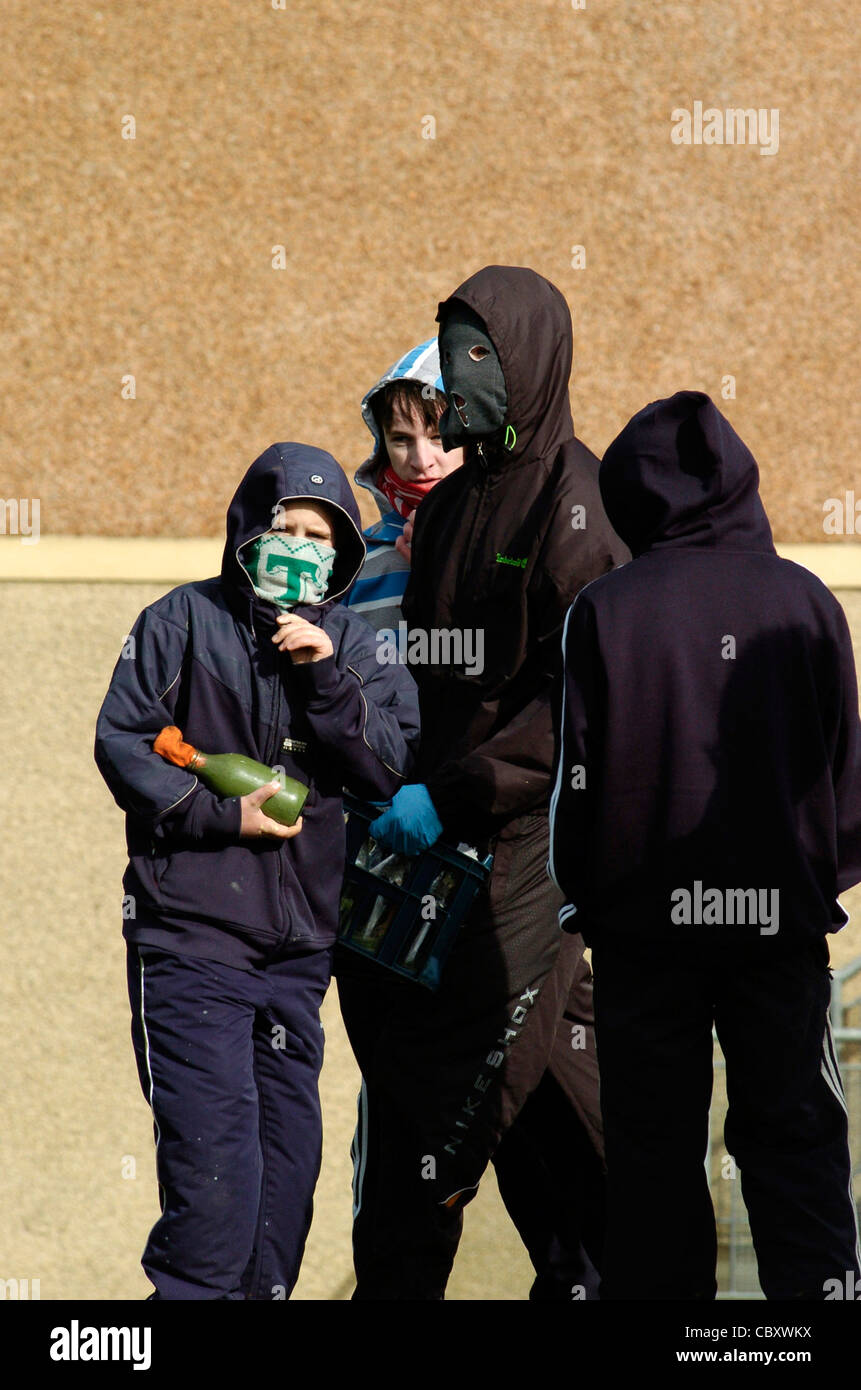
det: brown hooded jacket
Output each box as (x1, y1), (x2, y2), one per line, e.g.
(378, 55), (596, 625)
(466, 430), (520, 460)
(402, 264), (628, 841)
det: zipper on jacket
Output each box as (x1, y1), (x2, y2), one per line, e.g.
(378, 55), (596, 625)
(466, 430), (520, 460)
(270, 663), (287, 929)
(258, 622), (288, 936)
(457, 441), (490, 592)
(265, 657), (283, 767)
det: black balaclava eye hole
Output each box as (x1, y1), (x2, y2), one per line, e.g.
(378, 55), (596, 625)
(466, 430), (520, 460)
(438, 304), (508, 452)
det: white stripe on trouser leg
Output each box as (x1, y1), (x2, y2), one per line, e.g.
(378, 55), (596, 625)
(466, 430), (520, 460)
(547, 604), (574, 892)
(819, 1014), (861, 1270)
(350, 1080), (369, 1220)
(138, 951), (165, 1214)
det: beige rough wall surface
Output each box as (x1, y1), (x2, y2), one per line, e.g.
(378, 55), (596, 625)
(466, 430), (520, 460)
(1, 582), (860, 1300)
(1, 1), (859, 540)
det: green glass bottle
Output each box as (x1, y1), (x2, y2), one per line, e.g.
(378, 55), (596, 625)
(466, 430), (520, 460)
(154, 725), (308, 826)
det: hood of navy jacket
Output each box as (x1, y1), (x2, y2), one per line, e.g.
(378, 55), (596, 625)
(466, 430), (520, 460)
(222, 442), (367, 610)
(354, 338), (445, 523)
(599, 391), (775, 558)
(436, 265), (575, 469)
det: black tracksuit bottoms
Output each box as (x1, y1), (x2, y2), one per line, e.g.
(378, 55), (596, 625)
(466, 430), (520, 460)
(589, 931), (861, 1300)
(336, 812), (606, 1300)
(127, 942), (332, 1300)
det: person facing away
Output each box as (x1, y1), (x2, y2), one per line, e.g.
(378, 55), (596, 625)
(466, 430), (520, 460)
(336, 266), (626, 1300)
(341, 335), (608, 1300)
(549, 389), (861, 1299)
(94, 443), (419, 1300)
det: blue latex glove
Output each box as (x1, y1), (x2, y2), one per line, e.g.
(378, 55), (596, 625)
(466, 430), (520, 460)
(368, 784), (443, 855)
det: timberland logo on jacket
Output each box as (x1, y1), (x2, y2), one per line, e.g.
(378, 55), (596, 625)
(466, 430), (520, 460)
(495, 553), (528, 569)
(670, 102), (779, 156)
(376, 621), (485, 676)
(670, 882), (779, 935)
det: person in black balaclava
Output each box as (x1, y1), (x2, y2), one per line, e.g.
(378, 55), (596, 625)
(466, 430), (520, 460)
(336, 265), (628, 1300)
(438, 302), (509, 443)
(550, 390), (861, 1299)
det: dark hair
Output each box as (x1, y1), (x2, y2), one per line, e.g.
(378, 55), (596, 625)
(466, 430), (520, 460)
(370, 379), (446, 445)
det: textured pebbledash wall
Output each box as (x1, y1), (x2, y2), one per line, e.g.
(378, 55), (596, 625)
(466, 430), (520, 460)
(2, 1), (859, 540)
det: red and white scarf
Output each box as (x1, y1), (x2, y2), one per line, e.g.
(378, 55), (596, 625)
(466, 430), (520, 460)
(378, 464), (435, 519)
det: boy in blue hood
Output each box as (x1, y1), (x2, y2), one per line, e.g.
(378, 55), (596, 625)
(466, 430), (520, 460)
(95, 443), (419, 1300)
(348, 336), (464, 629)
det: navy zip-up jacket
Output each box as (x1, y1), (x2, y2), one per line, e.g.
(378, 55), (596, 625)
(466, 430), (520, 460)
(95, 443), (420, 969)
(549, 392), (861, 946)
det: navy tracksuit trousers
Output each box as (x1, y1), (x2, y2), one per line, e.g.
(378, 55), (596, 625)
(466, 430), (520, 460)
(590, 931), (861, 1300)
(127, 943), (332, 1300)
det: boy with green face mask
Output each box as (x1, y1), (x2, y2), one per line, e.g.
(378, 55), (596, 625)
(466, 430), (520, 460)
(95, 443), (420, 1301)
(242, 501), (339, 614)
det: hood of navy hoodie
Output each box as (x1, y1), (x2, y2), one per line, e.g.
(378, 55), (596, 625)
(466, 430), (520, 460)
(354, 338), (445, 524)
(599, 391), (775, 558)
(550, 391), (861, 943)
(222, 442), (366, 614)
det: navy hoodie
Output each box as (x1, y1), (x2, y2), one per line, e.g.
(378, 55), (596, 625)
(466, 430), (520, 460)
(95, 443), (420, 969)
(549, 391), (861, 946)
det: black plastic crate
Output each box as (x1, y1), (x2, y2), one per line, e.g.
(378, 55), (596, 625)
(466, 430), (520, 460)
(337, 795), (493, 990)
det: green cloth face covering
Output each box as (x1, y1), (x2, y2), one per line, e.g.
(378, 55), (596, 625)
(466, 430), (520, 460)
(243, 533), (337, 608)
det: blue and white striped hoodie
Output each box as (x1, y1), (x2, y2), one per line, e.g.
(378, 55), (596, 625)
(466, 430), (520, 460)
(347, 338), (444, 633)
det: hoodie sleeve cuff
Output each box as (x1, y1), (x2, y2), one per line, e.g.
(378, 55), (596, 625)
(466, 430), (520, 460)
(157, 783), (243, 844)
(423, 772), (474, 841)
(292, 654), (343, 702)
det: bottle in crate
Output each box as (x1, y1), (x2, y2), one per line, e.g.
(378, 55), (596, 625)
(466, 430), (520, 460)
(354, 852), (411, 954)
(339, 879), (360, 931)
(400, 864), (460, 973)
(356, 836), (386, 873)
